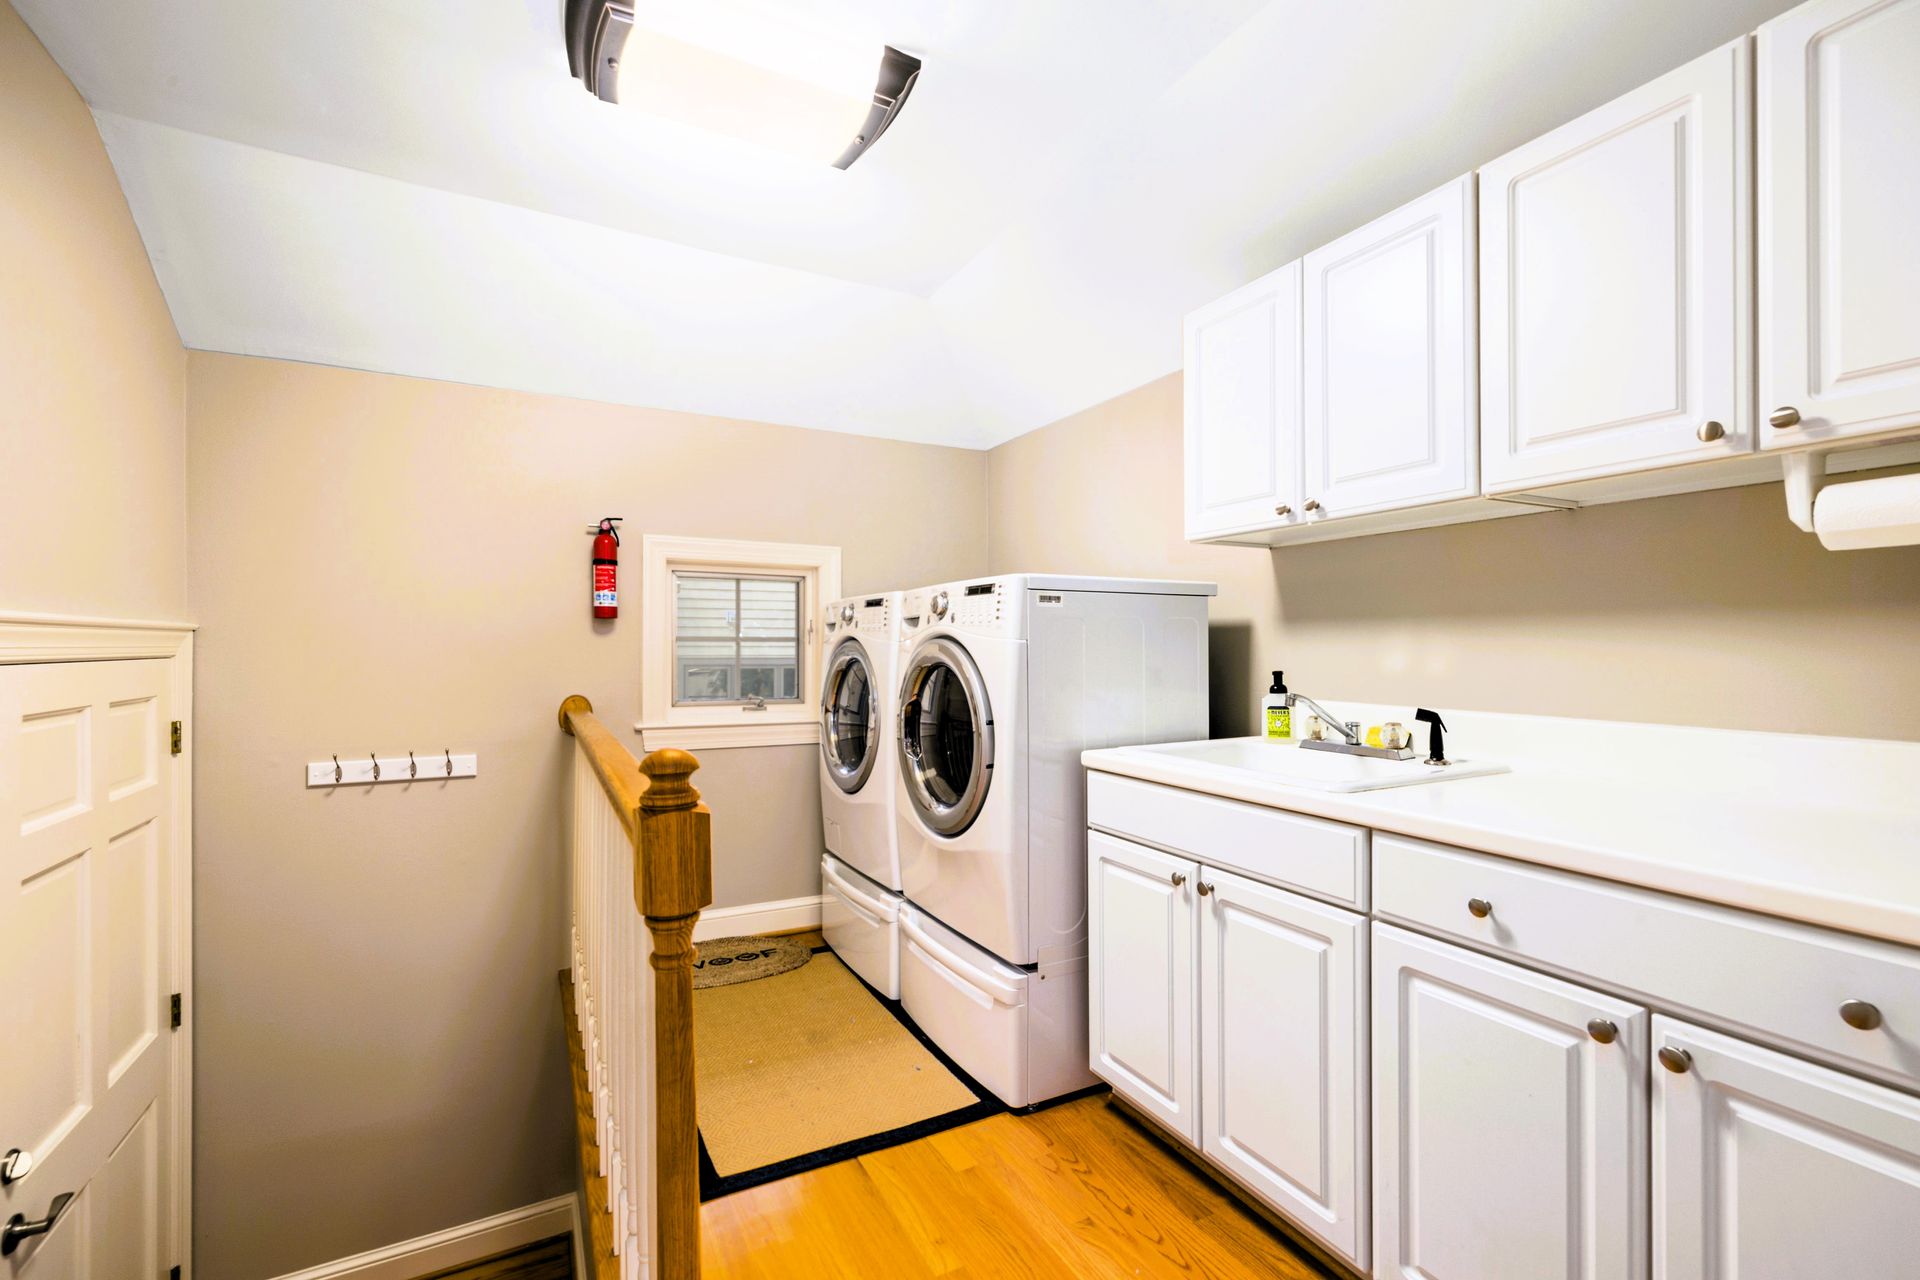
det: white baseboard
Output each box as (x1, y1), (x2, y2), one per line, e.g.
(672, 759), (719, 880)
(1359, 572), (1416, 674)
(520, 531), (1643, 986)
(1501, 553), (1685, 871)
(266, 1194), (577, 1280)
(694, 893), (825, 941)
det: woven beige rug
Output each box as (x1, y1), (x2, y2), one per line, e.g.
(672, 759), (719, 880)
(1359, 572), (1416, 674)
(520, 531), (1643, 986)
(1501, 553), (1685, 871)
(693, 950), (981, 1178)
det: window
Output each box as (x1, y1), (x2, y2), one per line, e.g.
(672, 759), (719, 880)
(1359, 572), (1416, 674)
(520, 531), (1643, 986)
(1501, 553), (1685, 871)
(673, 572), (802, 705)
(639, 535), (841, 749)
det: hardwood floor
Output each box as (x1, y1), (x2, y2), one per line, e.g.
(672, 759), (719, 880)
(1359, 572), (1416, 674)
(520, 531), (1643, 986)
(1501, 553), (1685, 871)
(700, 1095), (1331, 1279)
(414, 1235), (572, 1280)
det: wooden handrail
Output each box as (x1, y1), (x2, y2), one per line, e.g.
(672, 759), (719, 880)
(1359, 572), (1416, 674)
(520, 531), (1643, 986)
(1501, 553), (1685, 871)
(560, 694), (713, 1279)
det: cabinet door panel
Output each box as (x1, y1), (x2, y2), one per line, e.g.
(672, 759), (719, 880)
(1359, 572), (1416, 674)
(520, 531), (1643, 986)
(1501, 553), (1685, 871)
(1088, 831), (1197, 1141)
(1201, 869), (1368, 1269)
(1760, 0), (1920, 446)
(1481, 39), (1750, 489)
(1373, 923), (1648, 1280)
(1654, 1015), (1920, 1278)
(1303, 175), (1478, 519)
(1184, 263), (1302, 538)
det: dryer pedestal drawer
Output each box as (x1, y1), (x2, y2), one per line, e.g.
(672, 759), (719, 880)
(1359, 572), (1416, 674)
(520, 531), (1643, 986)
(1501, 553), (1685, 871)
(1087, 771), (1368, 909)
(1373, 834), (1920, 1090)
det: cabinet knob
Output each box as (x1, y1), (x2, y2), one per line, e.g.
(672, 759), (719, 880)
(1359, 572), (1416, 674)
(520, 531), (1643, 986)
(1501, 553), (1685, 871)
(1197, 882), (1215, 897)
(1274, 504), (1292, 517)
(1769, 406), (1802, 429)
(1169, 872), (1186, 888)
(1303, 499), (1323, 513)
(1696, 420), (1726, 443)
(1466, 897), (1493, 919)
(1839, 999), (1883, 1031)
(1586, 1018), (1618, 1045)
(1657, 1045), (1693, 1074)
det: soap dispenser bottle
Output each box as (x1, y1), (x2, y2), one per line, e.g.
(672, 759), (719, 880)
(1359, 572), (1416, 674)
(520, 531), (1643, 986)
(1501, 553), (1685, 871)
(1263, 671), (1291, 740)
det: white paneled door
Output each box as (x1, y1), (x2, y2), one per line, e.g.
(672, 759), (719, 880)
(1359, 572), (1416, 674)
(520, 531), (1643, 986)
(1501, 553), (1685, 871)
(1200, 869), (1368, 1270)
(0, 660), (173, 1276)
(1372, 923), (1648, 1280)
(1303, 175), (1479, 520)
(1183, 263), (1303, 539)
(1653, 1016), (1920, 1278)
(1480, 39), (1751, 489)
(1087, 831), (1197, 1143)
(1759, 0), (1920, 447)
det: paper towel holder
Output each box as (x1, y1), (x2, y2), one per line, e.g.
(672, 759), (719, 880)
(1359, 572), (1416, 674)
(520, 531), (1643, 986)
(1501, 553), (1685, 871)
(1782, 450), (1828, 534)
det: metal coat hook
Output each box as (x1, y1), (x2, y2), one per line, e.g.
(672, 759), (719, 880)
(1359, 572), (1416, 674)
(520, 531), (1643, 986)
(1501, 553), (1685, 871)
(408, 751), (418, 779)
(332, 754), (342, 784)
(444, 748), (453, 777)
(370, 752), (380, 782)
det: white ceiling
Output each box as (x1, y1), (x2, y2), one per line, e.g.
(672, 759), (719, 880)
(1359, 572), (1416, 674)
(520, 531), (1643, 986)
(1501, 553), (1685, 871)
(17, 0), (1796, 448)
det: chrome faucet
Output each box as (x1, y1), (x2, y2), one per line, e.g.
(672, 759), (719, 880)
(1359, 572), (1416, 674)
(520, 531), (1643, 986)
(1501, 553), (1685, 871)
(1287, 692), (1362, 747)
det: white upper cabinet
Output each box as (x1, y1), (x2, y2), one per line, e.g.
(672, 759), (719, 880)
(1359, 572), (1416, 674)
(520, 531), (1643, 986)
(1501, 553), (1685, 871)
(1302, 175), (1479, 520)
(1200, 869), (1369, 1270)
(1759, 0), (1920, 448)
(1183, 263), (1303, 539)
(1373, 923), (1649, 1280)
(1480, 40), (1752, 490)
(1654, 1016), (1920, 1278)
(1087, 830), (1198, 1143)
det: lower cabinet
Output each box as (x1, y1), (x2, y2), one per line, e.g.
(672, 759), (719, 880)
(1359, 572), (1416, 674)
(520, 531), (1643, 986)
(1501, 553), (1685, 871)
(1654, 1015), (1920, 1278)
(1372, 923), (1649, 1280)
(1089, 831), (1370, 1269)
(1088, 830), (1197, 1141)
(1200, 868), (1369, 1268)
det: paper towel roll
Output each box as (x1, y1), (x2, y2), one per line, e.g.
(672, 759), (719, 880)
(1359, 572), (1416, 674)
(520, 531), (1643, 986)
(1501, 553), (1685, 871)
(1814, 472), (1920, 550)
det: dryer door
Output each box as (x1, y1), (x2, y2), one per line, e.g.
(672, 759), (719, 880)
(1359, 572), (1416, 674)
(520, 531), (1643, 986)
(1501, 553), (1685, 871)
(898, 636), (995, 837)
(820, 636), (879, 794)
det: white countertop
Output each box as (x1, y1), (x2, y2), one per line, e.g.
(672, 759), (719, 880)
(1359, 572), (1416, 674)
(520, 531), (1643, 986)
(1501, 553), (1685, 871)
(1083, 707), (1920, 949)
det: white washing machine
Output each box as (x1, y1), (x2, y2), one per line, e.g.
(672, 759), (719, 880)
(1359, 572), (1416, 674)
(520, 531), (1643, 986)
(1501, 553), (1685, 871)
(817, 591), (906, 997)
(893, 574), (1214, 1105)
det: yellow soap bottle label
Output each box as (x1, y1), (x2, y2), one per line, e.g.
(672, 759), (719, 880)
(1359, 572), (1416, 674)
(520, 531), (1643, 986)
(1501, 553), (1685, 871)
(1265, 706), (1291, 739)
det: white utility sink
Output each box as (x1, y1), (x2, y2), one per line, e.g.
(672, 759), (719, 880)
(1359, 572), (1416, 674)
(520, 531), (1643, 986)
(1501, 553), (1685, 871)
(1132, 736), (1509, 793)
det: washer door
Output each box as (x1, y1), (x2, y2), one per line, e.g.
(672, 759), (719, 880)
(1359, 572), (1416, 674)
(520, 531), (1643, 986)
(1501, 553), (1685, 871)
(820, 637), (879, 794)
(897, 636), (994, 837)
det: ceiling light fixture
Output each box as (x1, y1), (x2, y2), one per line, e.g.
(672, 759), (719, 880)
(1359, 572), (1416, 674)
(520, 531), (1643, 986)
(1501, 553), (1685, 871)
(563, 1), (921, 170)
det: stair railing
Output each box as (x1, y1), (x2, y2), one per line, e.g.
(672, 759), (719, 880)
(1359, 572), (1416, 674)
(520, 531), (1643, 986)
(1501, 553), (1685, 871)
(559, 694), (711, 1280)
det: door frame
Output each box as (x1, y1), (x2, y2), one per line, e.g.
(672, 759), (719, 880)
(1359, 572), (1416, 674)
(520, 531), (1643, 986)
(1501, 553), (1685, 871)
(0, 610), (196, 1278)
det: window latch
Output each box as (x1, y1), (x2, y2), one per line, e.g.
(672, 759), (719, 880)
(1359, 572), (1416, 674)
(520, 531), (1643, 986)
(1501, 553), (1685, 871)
(743, 696), (769, 712)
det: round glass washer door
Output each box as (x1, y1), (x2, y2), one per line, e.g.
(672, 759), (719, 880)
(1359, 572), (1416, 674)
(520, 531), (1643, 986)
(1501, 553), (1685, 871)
(897, 635), (994, 837)
(820, 637), (879, 794)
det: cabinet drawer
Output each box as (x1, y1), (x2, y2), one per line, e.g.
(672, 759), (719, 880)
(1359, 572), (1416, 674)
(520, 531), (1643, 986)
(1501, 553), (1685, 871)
(1087, 771), (1367, 909)
(1374, 834), (1920, 1090)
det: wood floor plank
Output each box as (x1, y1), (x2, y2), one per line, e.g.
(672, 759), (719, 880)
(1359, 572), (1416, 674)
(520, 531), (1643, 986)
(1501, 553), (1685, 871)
(700, 1095), (1329, 1280)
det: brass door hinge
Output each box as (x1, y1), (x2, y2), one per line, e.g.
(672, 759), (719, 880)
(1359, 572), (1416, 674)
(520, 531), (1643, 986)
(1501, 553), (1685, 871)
(170, 720), (183, 756)
(170, 993), (182, 1030)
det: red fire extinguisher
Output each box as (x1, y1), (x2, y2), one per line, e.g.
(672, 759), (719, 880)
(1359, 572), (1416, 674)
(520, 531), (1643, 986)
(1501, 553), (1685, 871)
(590, 518), (623, 619)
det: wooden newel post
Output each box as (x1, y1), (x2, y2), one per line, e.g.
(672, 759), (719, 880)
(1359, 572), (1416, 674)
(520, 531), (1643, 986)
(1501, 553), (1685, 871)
(636, 747), (712, 1279)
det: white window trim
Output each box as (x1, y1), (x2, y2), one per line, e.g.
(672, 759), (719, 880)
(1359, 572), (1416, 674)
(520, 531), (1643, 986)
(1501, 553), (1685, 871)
(636, 535), (840, 751)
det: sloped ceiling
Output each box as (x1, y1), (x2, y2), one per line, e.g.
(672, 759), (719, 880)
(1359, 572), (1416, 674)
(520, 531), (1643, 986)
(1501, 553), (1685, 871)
(17, 0), (1792, 447)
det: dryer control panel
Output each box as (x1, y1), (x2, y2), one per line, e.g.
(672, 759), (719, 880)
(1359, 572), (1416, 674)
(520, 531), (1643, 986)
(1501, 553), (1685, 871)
(824, 594), (895, 638)
(901, 579), (1013, 634)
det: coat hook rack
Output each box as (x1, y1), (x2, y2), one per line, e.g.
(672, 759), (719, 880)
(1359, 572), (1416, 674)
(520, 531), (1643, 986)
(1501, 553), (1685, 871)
(306, 750), (479, 788)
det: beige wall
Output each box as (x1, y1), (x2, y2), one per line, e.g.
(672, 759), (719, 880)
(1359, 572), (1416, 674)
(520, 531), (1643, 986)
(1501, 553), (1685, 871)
(0, 1), (186, 618)
(186, 351), (987, 1278)
(988, 373), (1920, 743)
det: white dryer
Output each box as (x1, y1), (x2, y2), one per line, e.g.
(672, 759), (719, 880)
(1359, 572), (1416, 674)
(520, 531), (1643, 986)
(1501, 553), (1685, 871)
(817, 591), (905, 997)
(893, 574), (1214, 1106)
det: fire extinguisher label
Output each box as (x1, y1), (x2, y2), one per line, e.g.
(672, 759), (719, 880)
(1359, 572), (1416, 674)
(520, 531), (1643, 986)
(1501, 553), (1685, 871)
(593, 563), (616, 607)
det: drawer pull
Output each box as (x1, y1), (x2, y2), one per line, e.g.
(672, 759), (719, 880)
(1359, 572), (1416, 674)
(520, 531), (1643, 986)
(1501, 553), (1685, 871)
(1197, 882), (1215, 897)
(1170, 872), (1187, 888)
(1839, 999), (1883, 1031)
(1657, 1046), (1693, 1074)
(1466, 897), (1493, 919)
(1586, 1018), (1618, 1045)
